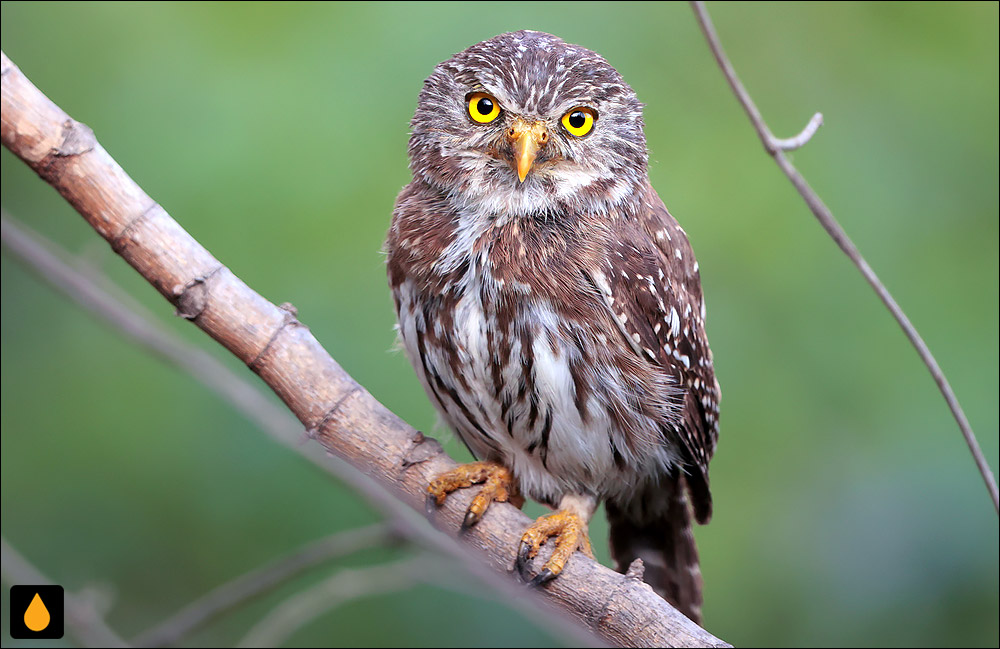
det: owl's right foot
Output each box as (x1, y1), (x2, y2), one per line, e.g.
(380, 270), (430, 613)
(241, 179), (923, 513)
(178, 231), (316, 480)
(426, 461), (524, 528)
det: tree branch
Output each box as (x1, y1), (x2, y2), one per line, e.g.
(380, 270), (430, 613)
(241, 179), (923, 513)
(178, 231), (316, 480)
(690, 1), (999, 514)
(1, 50), (729, 648)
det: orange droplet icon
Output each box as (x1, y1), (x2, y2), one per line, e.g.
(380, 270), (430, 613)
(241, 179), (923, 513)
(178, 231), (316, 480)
(24, 592), (51, 632)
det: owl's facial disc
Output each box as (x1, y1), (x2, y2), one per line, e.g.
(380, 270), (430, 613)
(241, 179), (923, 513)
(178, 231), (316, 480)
(506, 118), (549, 183)
(410, 31), (649, 214)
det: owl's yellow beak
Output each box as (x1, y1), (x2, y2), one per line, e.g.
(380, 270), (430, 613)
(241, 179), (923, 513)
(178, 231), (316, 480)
(508, 120), (549, 183)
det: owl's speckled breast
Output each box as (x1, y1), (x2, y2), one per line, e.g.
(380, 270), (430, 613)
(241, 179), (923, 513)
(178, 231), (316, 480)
(392, 209), (680, 506)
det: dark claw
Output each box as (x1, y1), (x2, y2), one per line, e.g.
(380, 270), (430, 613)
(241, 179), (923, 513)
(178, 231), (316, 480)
(528, 568), (556, 588)
(461, 508), (482, 530)
(515, 540), (534, 581)
(425, 492), (437, 516)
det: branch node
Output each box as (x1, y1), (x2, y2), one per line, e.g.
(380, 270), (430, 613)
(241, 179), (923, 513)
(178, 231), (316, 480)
(311, 385), (363, 440)
(624, 558), (645, 580)
(402, 431), (444, 468)
(175, 279), (207, 320)
(278, 301), (299, 317)
(35, 118), (97, 181)
(248, 306), (301, 371)
(174, 266), (223, 320)
(56, 118), (96, 157)
(111, 199), (158, 253)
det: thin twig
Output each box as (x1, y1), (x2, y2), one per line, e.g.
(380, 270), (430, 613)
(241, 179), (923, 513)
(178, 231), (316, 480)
(1, 537), (129, 648)
(237, 556), (429, 648)
(0, 213), (606, 649)
(133, 524), (394, 647)
(690, 1), (999, 514)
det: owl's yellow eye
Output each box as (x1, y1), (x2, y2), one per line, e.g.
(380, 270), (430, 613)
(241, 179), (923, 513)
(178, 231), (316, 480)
(467, 92), (501, 124)
(561, 107), (596, 137)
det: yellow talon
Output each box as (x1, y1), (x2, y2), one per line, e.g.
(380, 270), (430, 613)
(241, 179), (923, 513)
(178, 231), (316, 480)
(425, 461), (523, 527)
(515, 507), (594, 585)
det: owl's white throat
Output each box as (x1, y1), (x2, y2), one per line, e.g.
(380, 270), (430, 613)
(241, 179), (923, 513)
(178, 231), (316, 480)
(450, 153), (630, 218)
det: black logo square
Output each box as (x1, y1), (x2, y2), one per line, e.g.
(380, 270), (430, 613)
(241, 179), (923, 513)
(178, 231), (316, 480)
(9, 585), (64, 639)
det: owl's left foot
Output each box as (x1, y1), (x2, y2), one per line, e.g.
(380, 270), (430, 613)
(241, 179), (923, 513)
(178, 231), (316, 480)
(515, 503), (596, 587)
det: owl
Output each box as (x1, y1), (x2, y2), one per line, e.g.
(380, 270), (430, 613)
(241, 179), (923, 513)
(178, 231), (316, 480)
(385, 30), (719, 624)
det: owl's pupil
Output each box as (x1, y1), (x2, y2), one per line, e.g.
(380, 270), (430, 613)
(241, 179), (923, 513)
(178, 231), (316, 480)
(476, 98), (494, 115)
(569, 111), (586, 128)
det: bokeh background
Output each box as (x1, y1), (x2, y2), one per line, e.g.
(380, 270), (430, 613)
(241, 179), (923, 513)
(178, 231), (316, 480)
(1, 2), (997, 647)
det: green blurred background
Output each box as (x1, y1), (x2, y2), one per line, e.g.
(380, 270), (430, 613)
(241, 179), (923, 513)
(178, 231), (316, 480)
(1, 2), (997, 647)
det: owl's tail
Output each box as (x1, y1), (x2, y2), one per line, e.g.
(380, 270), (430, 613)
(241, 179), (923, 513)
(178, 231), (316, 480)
(606, 473), (708, 625)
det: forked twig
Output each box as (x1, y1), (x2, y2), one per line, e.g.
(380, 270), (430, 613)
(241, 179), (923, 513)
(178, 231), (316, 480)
(690, 1), (998, 513)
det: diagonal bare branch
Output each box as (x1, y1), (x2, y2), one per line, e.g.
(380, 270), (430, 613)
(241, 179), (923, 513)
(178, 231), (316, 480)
(0, 49), (729, 647)
(690, 1), (998, 514)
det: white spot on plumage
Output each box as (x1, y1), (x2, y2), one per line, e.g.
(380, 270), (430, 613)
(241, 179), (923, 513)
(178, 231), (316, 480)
(592, 270), (613, 297)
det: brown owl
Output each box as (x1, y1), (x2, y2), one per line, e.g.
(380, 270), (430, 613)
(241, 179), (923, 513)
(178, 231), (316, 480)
(385, 30), (720, 624)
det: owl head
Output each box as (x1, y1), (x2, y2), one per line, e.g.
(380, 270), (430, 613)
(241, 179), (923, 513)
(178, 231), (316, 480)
(408, 31), (648, 216)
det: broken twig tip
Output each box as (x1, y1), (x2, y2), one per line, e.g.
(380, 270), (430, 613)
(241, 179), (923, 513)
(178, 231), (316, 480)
(772, 111), (824, 152)
(625, 558), (645, 580)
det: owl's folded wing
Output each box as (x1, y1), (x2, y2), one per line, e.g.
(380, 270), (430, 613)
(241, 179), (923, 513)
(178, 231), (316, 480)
(584, 184), (719, 523)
